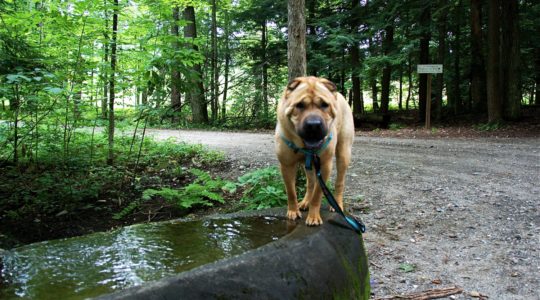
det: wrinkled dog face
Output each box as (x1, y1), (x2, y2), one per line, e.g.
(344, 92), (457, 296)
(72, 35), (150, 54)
(285, 77), (337, 149)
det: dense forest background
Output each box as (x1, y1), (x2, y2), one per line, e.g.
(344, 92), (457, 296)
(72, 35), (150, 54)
(0, 0), (539, 245)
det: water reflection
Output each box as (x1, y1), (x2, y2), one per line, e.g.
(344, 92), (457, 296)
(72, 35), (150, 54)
(0, 217), (290, 300)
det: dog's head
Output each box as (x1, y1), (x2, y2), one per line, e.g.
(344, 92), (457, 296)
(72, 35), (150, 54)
(282, 76), (338, 149)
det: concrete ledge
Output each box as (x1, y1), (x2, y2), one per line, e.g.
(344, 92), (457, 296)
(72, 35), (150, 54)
(97, 208), (370, 300)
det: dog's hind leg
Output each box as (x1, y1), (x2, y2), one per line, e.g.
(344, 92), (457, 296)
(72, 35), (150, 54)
(280, 162), (302, 220)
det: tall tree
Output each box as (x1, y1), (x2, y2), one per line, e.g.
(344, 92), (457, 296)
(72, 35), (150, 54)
(107, 0), (118, 165)
(287, 0), (307, 80)
(418, 4), (431, 122)
(101, 0), (109, 119)
(350, 0), (363, 115)
(434, 4), (447, 121)
(380, 23), (394, 120)
(261, 19), (268, 118)
(470, 0), (487, 113)
(210, 0), (218, 121)
(183, 6), (208, 124)
(501, 0), (521, 120)
(171, 6), (181, 123)
(486, 0), (502, 122)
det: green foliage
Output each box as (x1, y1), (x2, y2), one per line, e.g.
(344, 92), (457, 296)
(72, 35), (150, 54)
(389, 123), (405, 130)
(232, 167), (307, 210)
(399, 263), (416, 273)
(115, 168), (229, 219)
(236, 167), (287, 210)
(0, 131), (224, 222)
(474, 122), (505, 131)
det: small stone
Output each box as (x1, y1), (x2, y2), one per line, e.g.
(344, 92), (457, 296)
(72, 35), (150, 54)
(55, 210), (68, 217)
(470, 291), (481, 297)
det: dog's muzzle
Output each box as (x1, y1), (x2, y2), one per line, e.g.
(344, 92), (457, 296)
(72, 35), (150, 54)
(299, 115), (327, 149)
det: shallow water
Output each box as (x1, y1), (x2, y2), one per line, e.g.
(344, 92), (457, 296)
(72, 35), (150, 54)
(0, 216), (289, 300)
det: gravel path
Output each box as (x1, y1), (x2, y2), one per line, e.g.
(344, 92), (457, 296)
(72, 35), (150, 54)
(148, 129), (539, 299)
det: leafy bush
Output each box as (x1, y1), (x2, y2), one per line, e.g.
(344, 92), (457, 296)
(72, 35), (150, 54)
(114, 169), (229, 220)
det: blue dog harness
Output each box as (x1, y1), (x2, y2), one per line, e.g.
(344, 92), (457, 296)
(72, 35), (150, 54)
(280, 133), (366, 234)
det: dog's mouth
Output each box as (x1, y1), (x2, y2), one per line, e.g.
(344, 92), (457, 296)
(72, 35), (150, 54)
(302, 138), (325, 150)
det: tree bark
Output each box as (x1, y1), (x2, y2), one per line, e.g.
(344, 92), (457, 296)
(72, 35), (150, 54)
(262, 19), (268, 118)
(222, 10), (230, 122)
(171, 6), (181, 123)
(435, 9), (446, 121)
(487, 0), (502, 122)
(210, 0), (218, 121)
(419, 4), (431, 122)
(288, 0), (307, 81)
(501, 0), (521, 120)
(470, 0), (487, 113)
(183, 6), (208, 124)
(101, 0), (109, 119)
(406, 53), (413, 110)
(107, 0), (118, 165)
(350, 0), (362, 115)
(380, 25), (394, 118)
(536, 48), (540, 105)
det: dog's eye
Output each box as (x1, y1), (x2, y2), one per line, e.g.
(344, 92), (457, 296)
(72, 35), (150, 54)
(296, 102), (305, 109)
(321, 102), (329, 109)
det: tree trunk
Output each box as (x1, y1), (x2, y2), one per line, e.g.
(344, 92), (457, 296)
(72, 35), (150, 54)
(452, 18), (461, 115)
(210, 0), (218, 121)
(380, 24), (394, 118)
(398, 65), (403, 110)
(501, 0), (521, 120)
(536, 48), (540, 105)
(435, 10), (446, 121)
(487, 0), (502, 123)
(288, 0), (307, 81)
(406, 53), (413, 110)
(222, 10), (230, 122)
(350, 0), (362, 115)
(262, 19), (268, 119)
(101, 0), (109, 119)
(419, 5), (431, 122)
(307, 0), (317, 76)
(107, 0), (118, 166)
(171, 6), (181, 123)
(470, 0), (487, 113)
(183, 6), (208, 124)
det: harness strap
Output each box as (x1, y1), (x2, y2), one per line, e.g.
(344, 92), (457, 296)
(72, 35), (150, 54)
(280, 133), (333, 170)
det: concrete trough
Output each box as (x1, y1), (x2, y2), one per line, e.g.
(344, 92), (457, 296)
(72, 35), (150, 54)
(97, 208), (370, 300)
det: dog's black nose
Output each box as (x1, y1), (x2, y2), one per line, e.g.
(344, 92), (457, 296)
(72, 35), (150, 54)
(300, 115), (327, 149)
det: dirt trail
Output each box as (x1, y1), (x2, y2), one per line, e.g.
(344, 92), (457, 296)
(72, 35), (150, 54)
(148, 129), (540, 299)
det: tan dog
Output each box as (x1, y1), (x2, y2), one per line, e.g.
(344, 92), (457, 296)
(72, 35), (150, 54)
(275, 76), (354, 226)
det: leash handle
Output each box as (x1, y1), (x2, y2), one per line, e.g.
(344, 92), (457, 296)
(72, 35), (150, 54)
(312, 154), (366, 234)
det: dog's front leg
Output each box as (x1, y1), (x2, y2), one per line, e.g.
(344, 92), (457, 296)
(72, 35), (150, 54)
(306, 159), (333, 226)
(280, 163), (301, 220)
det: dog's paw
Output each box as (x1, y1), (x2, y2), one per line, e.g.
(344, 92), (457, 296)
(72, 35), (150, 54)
(305, 214), (323, 226)
(298, 199), (309, 211)
(287, 209), (302, 220)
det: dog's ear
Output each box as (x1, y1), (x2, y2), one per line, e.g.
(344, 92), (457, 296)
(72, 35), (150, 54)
(319, 78), (337, 93)
(287, 77), (304, 91)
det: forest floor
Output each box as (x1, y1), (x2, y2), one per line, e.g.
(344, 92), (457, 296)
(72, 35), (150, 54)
(145, 126), (540, 300)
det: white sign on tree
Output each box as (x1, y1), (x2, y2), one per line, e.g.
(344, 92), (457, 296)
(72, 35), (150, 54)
(417, 64), (443, 74)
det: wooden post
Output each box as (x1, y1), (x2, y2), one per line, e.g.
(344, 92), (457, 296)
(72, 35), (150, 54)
(417, 64), (442, 129)
(425, 74), (432, 129)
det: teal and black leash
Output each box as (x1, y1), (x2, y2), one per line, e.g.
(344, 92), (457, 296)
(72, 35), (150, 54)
(311, 153), (366, 234)
(280, 134), (366, 234)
